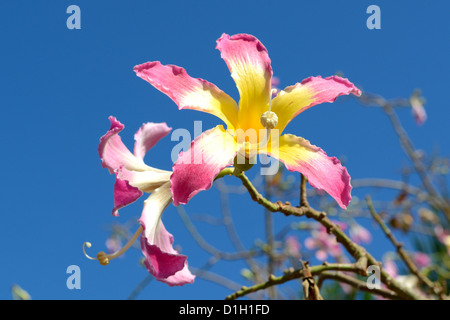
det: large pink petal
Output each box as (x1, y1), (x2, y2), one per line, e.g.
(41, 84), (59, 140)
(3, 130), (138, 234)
(261, 134), (352, 209)
(140, 228), (195, 286)
(138, 183), (195, 286)
(216, 33), (273, 132)
(134, 61), (238, 129)
(111, 176), (143, 217)
(271, 76), (361, 133)
(170, 125), (238, 206)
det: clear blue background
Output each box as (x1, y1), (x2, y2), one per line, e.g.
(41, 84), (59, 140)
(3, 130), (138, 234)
(0, 0), (448, 300)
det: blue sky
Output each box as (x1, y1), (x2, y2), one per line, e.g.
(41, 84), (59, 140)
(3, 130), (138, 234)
(1, 0), (449, 300)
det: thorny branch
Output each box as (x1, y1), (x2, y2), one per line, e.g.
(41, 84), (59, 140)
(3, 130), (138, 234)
(225, 261), (367, 300)
(221, 168), (428, 300)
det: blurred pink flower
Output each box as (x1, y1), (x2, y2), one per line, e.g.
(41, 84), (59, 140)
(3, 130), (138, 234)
(304, 225), (342, 261)
(412, 252), (431, 268)
(349, 223), (372, 244)
(434, 225), (450, 254)
(285, 235), (302, 258)
(271, 76), (280, 98)
(105, 237), (123, 254)
(435, 225), (449, 243)
(410, 90), (427, 126)
(383, 258), (398, 278)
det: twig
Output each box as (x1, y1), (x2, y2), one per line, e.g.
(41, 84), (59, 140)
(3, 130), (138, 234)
(264, 176), (277, 299)
(382, 104), (443, 206)
(318, 271), (402, 300)
(219, 169), (428, 300)
(189, 267), (246, 294)
(300, 174), (309, 207)
(127, 274), (153, 300)
(366, 195), (445, 298)
(215, 180), (263, 283)
(351, 178), (428, 201)
(357, 92), (450, 218)
(302, 261), (323, 300)
(232, 171), (366, 261)
(225, 262), (369, 300)
(176, 206), (259, 260)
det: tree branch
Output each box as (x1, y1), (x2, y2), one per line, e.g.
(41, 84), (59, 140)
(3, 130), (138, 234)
(226, 262), (370, 300)
(317, 271), (402, 300)
(366, 195), (445, 298)
(222, 170), (428, 300)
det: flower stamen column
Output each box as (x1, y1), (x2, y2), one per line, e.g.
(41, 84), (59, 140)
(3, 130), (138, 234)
(83, 225), (143, 266)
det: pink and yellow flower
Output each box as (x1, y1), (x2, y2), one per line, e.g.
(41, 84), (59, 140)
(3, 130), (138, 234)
(84, 116), (195, 286)
(134, 33), (361, 209)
